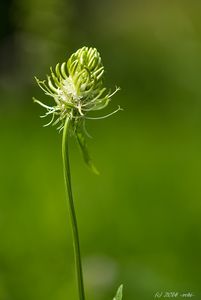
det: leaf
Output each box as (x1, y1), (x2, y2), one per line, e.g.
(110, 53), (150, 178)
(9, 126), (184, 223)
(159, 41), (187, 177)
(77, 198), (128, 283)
(76, 129), (99, 175)
(113, 284), (123, 300)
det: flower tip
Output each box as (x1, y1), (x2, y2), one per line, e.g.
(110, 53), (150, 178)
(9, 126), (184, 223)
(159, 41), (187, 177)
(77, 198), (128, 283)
(113, 284), (123, 300)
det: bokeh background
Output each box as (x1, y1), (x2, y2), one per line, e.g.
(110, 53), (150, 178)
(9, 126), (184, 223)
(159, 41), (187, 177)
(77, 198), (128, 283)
(0, 0), (201, 299)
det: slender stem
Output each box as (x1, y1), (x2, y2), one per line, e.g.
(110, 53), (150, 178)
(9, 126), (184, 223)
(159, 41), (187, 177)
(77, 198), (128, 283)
(62, 117), (86, 300)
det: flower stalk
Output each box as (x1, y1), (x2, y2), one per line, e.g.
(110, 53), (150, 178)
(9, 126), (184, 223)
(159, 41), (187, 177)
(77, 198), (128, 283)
(62, 117), (85, 300)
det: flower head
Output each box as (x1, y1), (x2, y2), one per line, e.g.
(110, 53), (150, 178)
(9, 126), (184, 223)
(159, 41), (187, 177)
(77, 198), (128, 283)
(33, 46), (120, 131)
(33, 46), (121, 173)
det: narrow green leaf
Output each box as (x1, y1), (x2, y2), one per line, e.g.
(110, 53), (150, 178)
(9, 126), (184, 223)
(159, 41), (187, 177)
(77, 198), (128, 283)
(113, 284), (123, 300)
(76, 129), (99, 175)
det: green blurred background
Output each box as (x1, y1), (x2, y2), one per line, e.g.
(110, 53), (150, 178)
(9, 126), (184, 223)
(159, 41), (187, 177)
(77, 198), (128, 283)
(0, 0), (201, 299)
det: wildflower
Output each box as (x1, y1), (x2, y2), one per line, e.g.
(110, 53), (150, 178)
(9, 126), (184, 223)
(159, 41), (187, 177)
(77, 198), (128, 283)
(33, 47), (123, 300)
(33, 46), (120, 132)
(33, 46), (121, 173)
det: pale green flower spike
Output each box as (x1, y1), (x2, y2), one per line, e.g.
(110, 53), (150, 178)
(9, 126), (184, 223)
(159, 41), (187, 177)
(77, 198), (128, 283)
(33, 46), (121, 173)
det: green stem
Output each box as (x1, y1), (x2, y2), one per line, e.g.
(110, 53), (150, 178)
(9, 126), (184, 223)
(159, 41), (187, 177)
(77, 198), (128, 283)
(62, 117), (86, 300)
